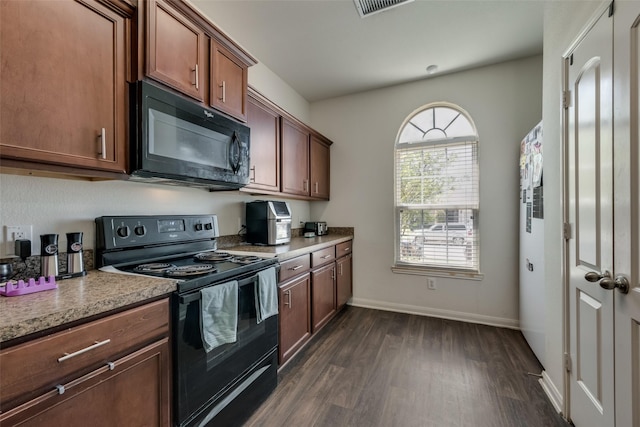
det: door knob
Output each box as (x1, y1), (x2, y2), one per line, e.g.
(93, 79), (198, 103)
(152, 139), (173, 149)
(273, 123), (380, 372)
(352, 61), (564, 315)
(584, 270), (630, 294)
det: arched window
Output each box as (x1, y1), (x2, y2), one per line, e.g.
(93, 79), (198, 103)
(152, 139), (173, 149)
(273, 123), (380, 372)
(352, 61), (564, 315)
(394, 103), (479, 273)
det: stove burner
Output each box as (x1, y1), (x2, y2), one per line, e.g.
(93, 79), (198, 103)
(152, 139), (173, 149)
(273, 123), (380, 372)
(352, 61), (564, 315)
(194, 251), (233, 262)
(134, 263), (176, 273)
(166, 264), (216, 277)
(231, 256), (264, 265)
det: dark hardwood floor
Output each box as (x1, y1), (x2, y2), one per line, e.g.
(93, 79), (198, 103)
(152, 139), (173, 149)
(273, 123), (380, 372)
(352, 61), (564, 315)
(245, 306), (569, 427)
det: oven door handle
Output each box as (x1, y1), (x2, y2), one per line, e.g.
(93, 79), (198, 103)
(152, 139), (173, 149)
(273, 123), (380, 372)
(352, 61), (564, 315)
(179, 274), (259, 304)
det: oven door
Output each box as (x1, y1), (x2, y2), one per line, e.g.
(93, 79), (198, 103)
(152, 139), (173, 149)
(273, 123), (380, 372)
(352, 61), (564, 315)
(173, 270), (278, 427)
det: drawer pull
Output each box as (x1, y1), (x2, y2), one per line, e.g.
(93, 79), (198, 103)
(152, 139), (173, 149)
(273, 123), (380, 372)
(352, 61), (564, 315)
(288, 265), (303, 271)
(57, 339), (111, 363)
(55, 384), (65, 395)
(343, 247), (351, 251)
(107, 361), (115, 371)
(321, 255), (332, 259)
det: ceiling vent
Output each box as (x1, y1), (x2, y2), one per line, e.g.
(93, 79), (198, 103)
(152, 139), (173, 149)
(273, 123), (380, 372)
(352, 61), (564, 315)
(353, 0), (414, 18)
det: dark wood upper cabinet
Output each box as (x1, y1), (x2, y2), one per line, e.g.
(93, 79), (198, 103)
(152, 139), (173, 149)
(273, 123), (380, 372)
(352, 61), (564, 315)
(310, 135), (330, 200)
(0, 0), (130, 174)
(281, 118), (311, 197)
(210, 40), (248, 121)
(245, 95), (280, 192)
(147, 0), (205, 101)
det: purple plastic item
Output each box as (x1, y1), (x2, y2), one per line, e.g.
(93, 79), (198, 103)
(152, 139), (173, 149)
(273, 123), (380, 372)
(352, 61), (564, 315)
(0, 276), (57, 297)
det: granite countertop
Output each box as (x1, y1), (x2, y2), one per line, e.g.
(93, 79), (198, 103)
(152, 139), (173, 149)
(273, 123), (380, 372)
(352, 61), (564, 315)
(223, 234), (354, 261)
(0, 232), (354, 345)
(0, 271), (177, 344)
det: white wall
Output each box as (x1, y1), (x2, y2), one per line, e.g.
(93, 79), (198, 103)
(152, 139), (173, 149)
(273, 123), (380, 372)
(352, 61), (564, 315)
(309, 56), (543, 328)
(540, 0), (602, 410)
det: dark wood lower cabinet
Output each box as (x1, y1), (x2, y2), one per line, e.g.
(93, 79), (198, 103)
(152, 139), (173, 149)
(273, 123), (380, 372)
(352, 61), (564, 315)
(1, 338), (170, 426)
(311, 263), (336, 333)
(0, 299), (171, 426)
(336, 254), (352, 310)
(278, 273), (311, 366)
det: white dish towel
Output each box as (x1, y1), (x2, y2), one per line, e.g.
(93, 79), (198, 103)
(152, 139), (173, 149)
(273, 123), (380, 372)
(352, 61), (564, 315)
(200, 280), (238, 352)
(255, 267), (278, 323)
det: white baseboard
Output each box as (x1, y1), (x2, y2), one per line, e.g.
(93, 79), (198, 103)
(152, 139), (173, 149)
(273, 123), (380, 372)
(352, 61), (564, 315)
(349, 297), (520, 329)
(539, 370), (563, 414)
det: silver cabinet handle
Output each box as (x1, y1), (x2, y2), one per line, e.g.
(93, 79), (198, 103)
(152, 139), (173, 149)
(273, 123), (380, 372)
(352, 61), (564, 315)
(219, 81), (226, 103)
(340, 264), (343, 276)
(98, 128), (106, 159)
(343, 247), (351, 252)
(288, 265), (303, 271)
(283, 289), (292, 308)
(321, 255), (331, 259)
(303, 180), (309, 192)
(250, 166), (256, 182)
(331, 267), (336, 280)
(57, 339), (111, 363)
(314, 182), (319, 194)
(193, 64), (199, 90)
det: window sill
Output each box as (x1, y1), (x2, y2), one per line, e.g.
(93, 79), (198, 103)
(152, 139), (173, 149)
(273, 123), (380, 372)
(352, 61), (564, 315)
(391, 264), (484, 281)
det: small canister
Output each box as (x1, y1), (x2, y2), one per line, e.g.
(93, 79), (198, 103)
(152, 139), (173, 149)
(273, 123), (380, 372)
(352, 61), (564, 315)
(40, 234), (59, 277)
(66, 232), (84, 275)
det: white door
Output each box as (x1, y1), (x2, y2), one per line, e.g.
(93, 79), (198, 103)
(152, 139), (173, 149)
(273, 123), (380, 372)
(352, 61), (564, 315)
(566, 6), (615, 427)
(613, 3), (640, 426)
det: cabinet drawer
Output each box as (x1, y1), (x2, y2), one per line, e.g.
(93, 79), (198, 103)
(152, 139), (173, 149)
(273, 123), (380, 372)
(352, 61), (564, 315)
(311, 246), (336, 267)
(0, 299), (169, 409)
(279, 254), (311, 282)
(336, 241), (353, 257)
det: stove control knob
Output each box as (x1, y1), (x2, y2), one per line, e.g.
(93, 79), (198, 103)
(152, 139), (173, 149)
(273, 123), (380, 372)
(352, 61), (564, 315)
(134, 225), (146, 236)
(204, 222), (213, 230)
(116, 226), (130, 238)
(195, 223), (203, 231)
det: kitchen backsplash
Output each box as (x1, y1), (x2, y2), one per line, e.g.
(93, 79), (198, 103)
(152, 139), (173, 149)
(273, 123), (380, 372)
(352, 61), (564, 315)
(1, 250), (94, 282)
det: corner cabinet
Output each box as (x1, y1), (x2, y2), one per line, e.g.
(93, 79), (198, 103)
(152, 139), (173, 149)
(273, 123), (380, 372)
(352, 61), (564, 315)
(336, 241), (353, 310)
(310, 135), (331, 200)
(0, 299), (171, 426)
(147, 0), (206, 101)
(0, 0), (131, 174)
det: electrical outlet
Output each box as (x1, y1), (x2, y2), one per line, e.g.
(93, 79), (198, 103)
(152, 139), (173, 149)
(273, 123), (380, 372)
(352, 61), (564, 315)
(427, 277), (437, 290)
(4, 225), (32, 256)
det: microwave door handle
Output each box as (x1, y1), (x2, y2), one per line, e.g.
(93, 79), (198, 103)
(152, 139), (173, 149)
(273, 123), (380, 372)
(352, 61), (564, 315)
(229, 132), (242, 174)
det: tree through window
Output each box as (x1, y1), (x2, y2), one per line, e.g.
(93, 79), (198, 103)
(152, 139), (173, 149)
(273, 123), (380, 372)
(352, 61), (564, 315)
(395, 104), (479, 272)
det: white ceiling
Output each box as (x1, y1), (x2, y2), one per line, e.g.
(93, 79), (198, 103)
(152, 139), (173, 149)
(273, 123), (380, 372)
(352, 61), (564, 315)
(191, 0), (544, 102)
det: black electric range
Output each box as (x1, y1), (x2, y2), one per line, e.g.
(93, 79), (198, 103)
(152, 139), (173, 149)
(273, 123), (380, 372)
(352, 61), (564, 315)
(95, 215), (279, 427)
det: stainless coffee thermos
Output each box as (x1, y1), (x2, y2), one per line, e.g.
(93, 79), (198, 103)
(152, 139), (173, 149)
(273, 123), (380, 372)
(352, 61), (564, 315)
(40, 234), (59, 277)
(39, 232), (85, 278)
(66, 232), (84, 275)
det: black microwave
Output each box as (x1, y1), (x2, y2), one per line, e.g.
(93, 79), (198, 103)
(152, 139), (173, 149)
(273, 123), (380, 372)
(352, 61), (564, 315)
(129, 81), (250, 190)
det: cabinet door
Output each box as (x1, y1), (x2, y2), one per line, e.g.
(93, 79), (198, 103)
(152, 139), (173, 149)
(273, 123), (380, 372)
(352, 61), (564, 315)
(147, 0), (204, 101)
(210, 40), (248, 121)
(311, 263), (336, 333)
(336, 254), (352, 310)
(0, 339), (171, 426)
(310, 136), (330, 200)
(0, 0), (128, 173)
(281, 118), (310, 197)
(278, 273), (311, 366)
(244, 96), (280, 192)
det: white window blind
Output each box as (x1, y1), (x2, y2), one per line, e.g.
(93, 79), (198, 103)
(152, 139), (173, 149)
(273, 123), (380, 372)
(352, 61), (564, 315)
(395, 105), (479, 272)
